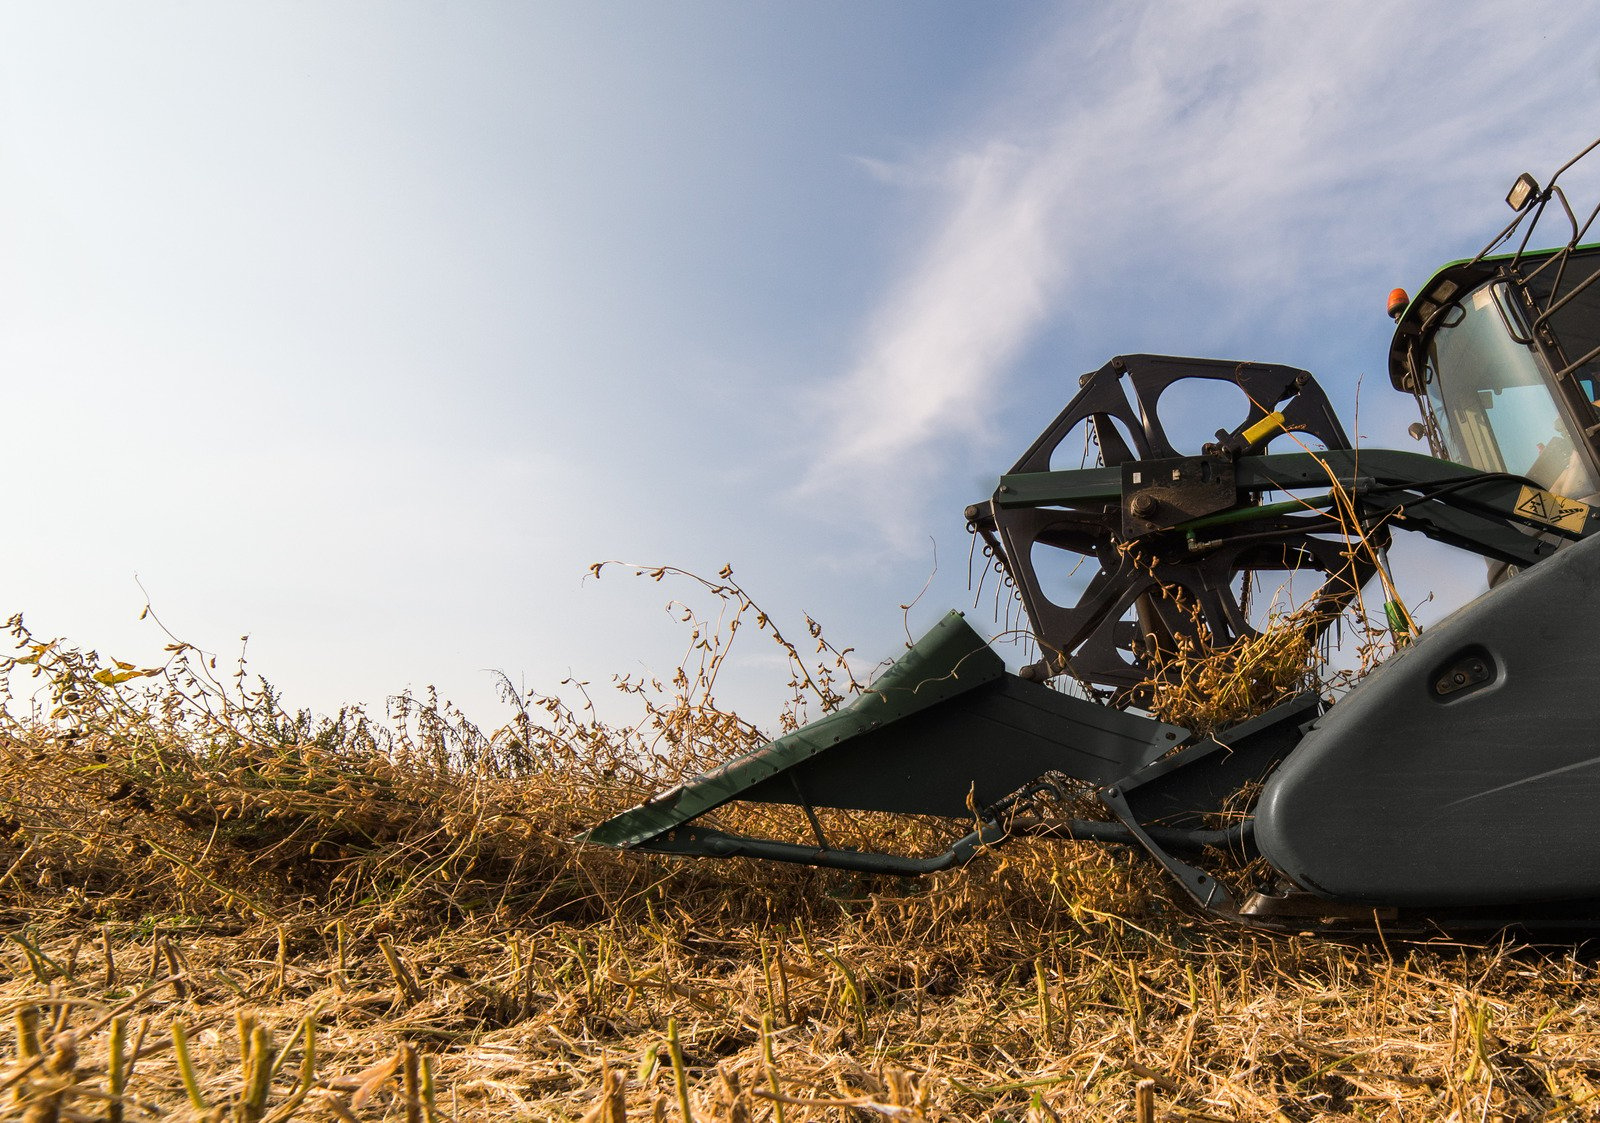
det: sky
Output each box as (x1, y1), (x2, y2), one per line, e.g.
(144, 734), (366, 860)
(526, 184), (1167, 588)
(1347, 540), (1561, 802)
(2, 2), (1599, 733)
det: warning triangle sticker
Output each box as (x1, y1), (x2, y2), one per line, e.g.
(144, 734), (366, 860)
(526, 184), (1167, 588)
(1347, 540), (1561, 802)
(1514, 485), (1589, 534)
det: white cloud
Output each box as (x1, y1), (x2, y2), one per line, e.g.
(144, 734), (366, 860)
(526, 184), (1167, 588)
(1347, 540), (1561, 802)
(802, 142), (1074, 494)
(802, 0), (1600, 531)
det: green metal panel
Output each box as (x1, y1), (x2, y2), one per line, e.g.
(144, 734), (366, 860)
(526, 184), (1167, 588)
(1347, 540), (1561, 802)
(577, 611), (1004, 850)
(994, 467), (1121, 508)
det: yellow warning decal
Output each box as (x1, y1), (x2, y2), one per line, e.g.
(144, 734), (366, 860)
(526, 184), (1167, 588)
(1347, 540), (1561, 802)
(1241, 411), (1286, 448)
(1513, 485), (1590, 534)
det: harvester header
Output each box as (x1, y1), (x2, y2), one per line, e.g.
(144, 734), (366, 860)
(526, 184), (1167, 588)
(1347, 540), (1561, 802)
(585, 139), (1600, 932)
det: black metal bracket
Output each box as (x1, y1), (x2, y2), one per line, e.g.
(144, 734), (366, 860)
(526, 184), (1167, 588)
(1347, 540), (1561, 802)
(1100, 784), (1238, 915)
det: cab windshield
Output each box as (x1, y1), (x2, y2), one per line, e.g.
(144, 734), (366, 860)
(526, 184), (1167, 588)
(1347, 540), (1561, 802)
(1423, 281), (1598, 498)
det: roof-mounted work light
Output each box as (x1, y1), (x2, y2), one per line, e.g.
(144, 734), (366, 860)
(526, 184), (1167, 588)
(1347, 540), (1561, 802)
(1506, 172), (1540, 211)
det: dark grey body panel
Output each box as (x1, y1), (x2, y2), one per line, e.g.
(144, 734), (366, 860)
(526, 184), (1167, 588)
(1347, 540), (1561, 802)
(738, 674), (1184, 819)
(1255, 530), (1600, 906)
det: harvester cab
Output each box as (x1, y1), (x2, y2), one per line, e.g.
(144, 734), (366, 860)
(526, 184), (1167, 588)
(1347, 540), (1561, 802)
(1394, 246), (1600, 507)
(583, 140), (1600, 931)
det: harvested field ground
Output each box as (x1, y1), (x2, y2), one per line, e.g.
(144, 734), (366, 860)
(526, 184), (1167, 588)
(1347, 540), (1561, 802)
(3, 601), (1600, 1122)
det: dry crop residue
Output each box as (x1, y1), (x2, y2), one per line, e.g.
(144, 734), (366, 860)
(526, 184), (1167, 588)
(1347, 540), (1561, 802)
(1, 599), (1599, 1122)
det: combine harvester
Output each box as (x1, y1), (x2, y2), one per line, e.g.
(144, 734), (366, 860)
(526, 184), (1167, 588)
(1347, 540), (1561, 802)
(585, 140), (1600, 931)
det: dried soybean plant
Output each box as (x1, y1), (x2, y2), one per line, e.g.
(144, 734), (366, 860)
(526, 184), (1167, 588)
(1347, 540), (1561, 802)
(0, 564), (1595, 1123)
(1136, 437), (1421, 735)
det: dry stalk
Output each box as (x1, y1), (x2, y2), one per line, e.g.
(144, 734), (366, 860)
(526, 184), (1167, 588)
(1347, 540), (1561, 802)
(0, 576), (1586, 1122)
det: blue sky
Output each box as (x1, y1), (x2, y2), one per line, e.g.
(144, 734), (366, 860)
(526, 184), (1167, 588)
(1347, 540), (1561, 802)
(3, 3), (1598, 729)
